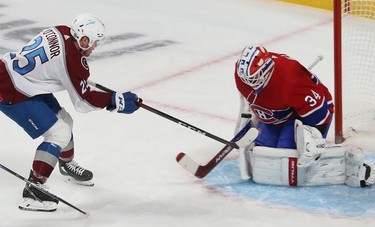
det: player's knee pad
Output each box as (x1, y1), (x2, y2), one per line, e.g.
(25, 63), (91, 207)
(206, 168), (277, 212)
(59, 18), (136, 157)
(42, 118), (72, 149)
(57, 107), (73, 129)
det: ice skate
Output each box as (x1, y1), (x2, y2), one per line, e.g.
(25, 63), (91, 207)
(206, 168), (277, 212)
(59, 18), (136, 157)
(59, 160), (94, 186)
(19, 180), (58, 212)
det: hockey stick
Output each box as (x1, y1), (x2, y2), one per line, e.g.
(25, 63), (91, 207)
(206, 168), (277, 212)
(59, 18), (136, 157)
(176, 54), (324, 178)
(0, 163), (87, 215)
(176, 122), (258, 178)
(88, 80), (252, 149)
(307, 55), (323, 70)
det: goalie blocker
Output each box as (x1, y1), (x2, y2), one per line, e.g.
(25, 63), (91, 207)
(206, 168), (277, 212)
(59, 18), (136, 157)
(251, 145), (375, 187)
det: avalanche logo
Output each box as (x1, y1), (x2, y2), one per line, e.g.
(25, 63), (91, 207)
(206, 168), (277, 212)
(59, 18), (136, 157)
(81, 56), (89, 70)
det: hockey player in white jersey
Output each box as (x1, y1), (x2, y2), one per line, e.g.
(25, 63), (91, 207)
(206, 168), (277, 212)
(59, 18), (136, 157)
(0, 14), (140, 212)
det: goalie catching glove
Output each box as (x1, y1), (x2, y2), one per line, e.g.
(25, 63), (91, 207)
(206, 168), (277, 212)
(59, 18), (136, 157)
(107, 91), (140, 114)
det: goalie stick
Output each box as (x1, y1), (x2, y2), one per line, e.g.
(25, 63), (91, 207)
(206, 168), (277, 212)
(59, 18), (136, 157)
(307, 54), (323, 70)
(87, 80), (251, 149)
(0, 163), (87, 215)
(176, 122), (259, 178)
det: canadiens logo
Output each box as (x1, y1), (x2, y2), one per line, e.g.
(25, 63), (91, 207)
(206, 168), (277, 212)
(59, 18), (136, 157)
(250, 104), (293, 124)
(81, 57), (89, 70)
(250, 105), (277, 123)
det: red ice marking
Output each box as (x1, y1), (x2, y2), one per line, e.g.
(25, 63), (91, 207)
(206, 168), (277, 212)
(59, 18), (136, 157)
(145, 100), (236, 123)
(131, 19), (332, 92)
(131, 19), (332, 118)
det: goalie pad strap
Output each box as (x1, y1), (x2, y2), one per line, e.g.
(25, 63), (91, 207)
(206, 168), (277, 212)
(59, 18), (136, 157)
(289, 157), (298, 186)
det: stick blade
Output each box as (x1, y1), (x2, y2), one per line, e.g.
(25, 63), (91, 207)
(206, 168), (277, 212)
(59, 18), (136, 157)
(176, 152), (201, 177)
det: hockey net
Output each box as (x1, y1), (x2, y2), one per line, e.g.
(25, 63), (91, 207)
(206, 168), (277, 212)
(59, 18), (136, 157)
(334, 0), (375, 143)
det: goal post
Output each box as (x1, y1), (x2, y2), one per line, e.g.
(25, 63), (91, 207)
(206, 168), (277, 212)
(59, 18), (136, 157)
(334, 0), (375, 144)
(334, 0), (343, 144)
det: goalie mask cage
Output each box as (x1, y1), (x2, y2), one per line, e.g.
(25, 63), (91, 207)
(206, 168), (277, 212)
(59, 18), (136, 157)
(334, 0), (375, 144)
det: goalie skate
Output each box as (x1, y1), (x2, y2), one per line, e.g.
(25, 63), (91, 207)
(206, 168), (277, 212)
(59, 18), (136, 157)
(19, 181), (58, 212)
(59, 160), (94, 186)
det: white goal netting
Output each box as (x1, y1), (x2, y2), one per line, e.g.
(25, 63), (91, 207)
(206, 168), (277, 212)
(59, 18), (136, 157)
(340, 0), (375, 138)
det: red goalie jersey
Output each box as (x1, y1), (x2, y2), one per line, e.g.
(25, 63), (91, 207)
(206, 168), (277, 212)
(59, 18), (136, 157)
(235, 52), (334, 127)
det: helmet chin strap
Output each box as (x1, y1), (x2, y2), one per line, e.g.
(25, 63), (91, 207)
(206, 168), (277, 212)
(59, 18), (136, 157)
(77, 36), (96, 51)
(77, 39), (89, 51)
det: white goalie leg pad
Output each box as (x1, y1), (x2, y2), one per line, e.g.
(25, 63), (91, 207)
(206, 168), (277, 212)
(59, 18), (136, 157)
(252, 146), (349, 186)
(299, 145), (346, 186)
(235, 93), (258, 180)
(294, 120), (326, 167)
(252, 146), (299, 186)
(252, 145), (375, 187)
(238, 145), (253, 180)
(345, 147), (375, 187)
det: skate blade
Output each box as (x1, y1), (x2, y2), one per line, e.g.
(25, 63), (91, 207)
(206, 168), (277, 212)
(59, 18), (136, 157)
(65, 177), (94, 187)
(19, 198), (57, 212)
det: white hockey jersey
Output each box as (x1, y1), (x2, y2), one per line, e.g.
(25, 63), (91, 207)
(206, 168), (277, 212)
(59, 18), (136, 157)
(0, 25), (111, 112)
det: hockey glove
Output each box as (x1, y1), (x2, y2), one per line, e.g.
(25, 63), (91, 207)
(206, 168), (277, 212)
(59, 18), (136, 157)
(108, 91), (140, 114)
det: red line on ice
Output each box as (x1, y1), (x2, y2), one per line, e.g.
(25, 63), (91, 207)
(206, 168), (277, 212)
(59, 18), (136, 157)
(131, 19), (332, 122)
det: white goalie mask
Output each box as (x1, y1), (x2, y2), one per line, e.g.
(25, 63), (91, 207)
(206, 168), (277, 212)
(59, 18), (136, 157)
(237, 45), (275, 91)
(70, 13), (106, 50)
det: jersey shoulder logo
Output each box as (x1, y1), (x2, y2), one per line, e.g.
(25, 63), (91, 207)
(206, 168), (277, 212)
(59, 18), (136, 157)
(250, 104), (293, 124)
(81, 56), (89, 70)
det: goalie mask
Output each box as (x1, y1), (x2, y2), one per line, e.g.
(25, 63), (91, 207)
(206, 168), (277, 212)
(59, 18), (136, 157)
(237, 45), (275, 91)
(70, 13), (106, 50)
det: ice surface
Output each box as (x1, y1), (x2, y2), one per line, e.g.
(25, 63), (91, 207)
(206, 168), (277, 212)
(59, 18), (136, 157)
(0, 0), (374, 226)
